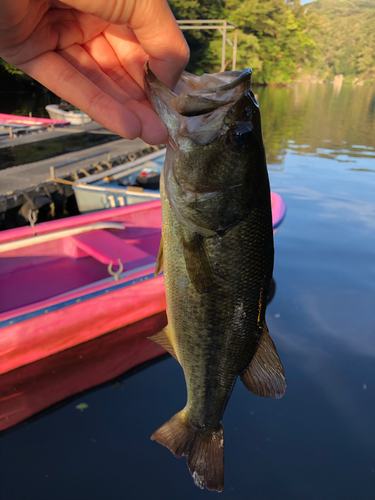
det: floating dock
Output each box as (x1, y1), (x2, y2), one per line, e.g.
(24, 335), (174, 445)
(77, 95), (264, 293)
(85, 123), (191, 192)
(0, 121), (161, 229)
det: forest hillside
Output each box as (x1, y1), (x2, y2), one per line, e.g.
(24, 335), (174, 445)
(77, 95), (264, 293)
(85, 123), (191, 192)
(170, 0), (375, 84)
(1, 0), (375, 87)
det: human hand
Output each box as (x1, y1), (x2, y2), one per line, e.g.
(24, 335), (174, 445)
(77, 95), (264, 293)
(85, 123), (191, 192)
(0, 0), (189, 144)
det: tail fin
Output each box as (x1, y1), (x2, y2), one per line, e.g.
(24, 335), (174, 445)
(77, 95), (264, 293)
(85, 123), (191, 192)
(151, 409), (224, 492)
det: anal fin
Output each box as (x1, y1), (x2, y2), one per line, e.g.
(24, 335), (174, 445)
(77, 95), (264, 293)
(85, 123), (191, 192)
(241, 322), (286, 398)
(148, 326), (178, 360)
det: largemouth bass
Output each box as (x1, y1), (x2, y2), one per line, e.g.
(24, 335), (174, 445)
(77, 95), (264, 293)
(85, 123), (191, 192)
(144, 63), (286, 492)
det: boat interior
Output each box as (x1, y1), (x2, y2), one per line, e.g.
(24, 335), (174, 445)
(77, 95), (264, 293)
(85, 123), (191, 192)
(0, 206), (161, 315)
(92, 155), (164, 190)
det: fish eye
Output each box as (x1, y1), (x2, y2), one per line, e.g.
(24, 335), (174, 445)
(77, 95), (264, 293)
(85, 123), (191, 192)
(228, 121), (254, 151)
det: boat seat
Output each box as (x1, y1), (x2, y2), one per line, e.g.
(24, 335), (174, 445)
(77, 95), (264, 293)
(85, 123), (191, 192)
(70, 229), (155, 270)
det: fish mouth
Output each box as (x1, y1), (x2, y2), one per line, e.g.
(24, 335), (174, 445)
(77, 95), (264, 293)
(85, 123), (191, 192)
(144, 62), (255, 145)
(174, 67), (252, 117)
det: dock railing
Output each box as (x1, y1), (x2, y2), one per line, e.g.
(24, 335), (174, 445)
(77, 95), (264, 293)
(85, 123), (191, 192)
(177, 20), (238, 72)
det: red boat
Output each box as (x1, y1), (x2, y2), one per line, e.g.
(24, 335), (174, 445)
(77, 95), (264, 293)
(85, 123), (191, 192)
(0, 112), (69, 137)
(0, 194), (286, 431)
(0, 201), (165, 376)
(0, 194), (285, 378)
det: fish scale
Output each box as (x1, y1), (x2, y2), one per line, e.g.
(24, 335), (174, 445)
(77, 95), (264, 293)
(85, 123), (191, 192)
(144, 63), (286, 492)
(163, 186), (273, 424)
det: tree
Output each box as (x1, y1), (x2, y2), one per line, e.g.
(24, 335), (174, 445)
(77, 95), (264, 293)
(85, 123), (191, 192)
(304, 0), (375, 81)
(212, 0), (317, 84)
(168, 0), (226, 74)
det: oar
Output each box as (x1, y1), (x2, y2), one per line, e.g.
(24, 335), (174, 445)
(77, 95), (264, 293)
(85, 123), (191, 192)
(0, 222), (124, 253)
(73, 183), (161, 197)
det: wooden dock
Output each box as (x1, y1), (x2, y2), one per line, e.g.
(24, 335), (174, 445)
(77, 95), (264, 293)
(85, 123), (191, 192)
(0, 122), (160, 229)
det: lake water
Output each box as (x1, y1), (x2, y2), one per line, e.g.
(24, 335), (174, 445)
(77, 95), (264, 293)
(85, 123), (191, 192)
(0, 131), (121, 171)
(1, 83), (375, 499)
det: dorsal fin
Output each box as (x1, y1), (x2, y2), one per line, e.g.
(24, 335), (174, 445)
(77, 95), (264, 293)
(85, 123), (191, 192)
(148, 326), (178, 361)
(241, 322), (286, 399)
(154, 235), (164, 276)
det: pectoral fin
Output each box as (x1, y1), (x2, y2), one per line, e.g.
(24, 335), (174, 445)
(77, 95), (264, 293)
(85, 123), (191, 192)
(149, 326), (178, 361)
(241, 322), (286, 398)
(182, 233), (215, 294)
(155, 235), (164, 276)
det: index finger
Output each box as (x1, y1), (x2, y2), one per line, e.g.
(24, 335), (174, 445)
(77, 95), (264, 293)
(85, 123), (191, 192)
(128, 0), (190, 89)
(60, 0), (190, 89)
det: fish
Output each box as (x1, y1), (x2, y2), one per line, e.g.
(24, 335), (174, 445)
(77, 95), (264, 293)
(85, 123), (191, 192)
(144, 62), (286, 492)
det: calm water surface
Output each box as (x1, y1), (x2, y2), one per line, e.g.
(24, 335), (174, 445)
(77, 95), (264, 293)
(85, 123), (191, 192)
(1, 83), (375, 500)
(0, 132), (120, 170)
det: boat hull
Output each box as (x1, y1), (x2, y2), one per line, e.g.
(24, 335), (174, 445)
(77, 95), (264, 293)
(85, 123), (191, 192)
(45, 105), (92, 125)
(0, 270), (166, 375)
(73, 149), (165, 213)
(0, 201), (164, 375)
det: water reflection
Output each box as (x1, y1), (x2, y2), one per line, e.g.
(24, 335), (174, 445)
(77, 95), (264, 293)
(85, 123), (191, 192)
(0, 312), (167, 433)
(348, 167), (375, 173)
(271, 284), (375, 452)
(258, 83), (375, 164)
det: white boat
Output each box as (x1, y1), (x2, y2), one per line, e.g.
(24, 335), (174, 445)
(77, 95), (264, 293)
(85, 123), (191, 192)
(45, 104), (92, 125)
(72, 149), (165, 213)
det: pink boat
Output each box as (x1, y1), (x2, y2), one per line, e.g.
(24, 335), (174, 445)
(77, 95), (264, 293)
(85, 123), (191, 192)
(0, 112), (69, 136)
(0, 194), (286, 377)
(0, 112), (69, 126)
